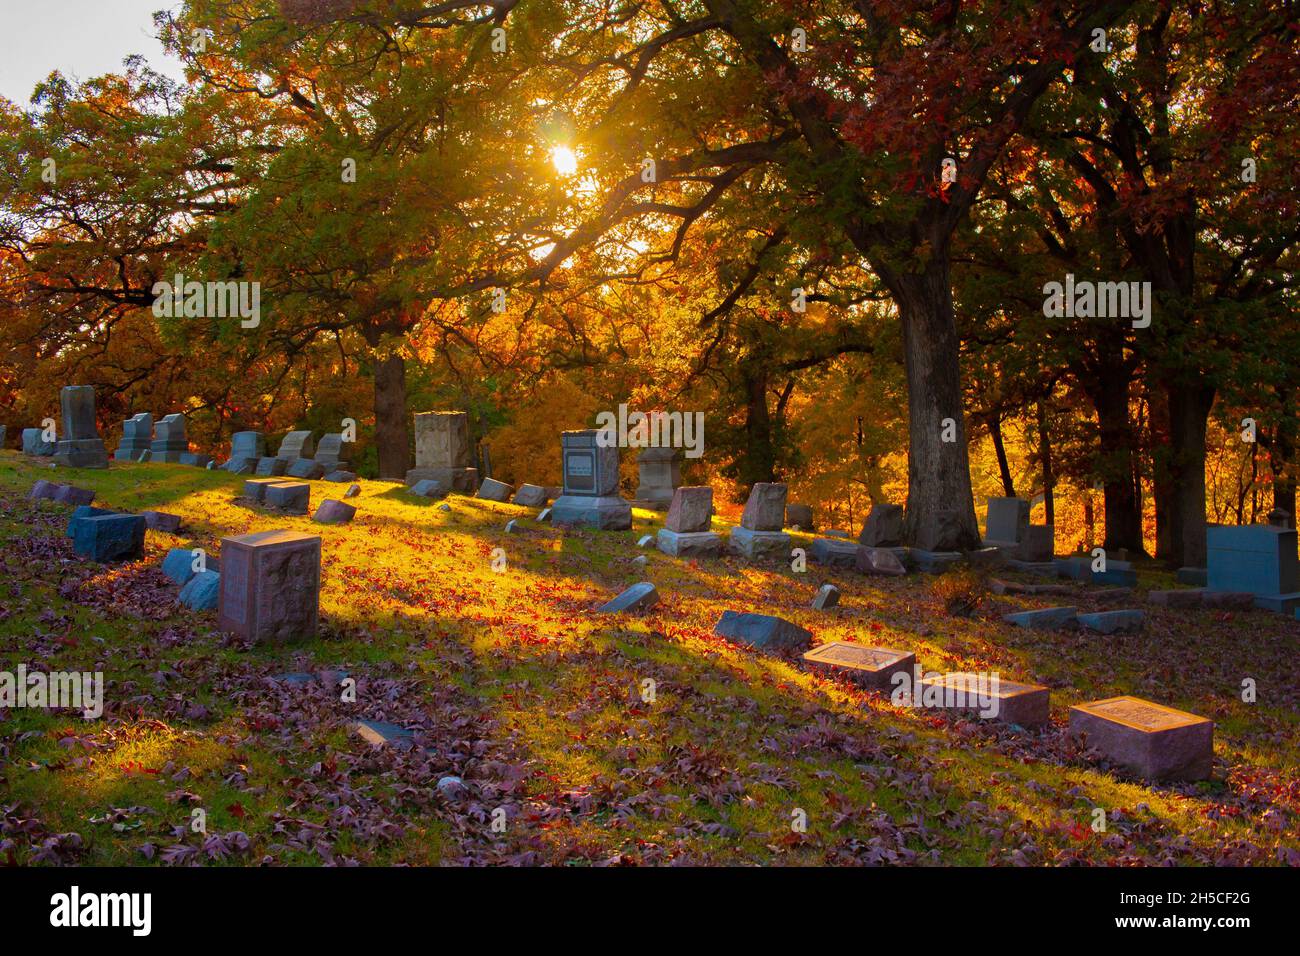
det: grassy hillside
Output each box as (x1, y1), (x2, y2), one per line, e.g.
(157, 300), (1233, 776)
(0, 451), (1296, 865)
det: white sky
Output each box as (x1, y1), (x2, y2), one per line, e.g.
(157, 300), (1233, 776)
(0, 0), (188, 105)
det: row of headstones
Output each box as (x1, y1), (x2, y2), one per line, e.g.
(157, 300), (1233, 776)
(591, 578), (1212, 783)
(112, 412), (207, 465)
(220, 430), (355, 481)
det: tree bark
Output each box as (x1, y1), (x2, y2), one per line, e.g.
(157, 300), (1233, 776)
(894, 265), (980, 551)
(374, 353), (409, 480)
(740, 365), (777, 486)
(1037, 400), (1055, 526)
(1148, 382), (1178, 563)
(1091, 378), (1145, 555)
(989, 415), (1015, 497)
(1167, 381), (1215, 567)
(1269, 392), (1297, 527)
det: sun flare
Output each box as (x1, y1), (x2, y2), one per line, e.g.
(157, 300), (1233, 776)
(550, 145), (578, 177)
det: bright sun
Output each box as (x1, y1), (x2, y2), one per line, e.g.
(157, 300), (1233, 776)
(550, 145), (578, 177)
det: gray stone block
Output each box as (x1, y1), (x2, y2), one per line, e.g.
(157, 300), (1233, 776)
(811, 583), (839, 610)
(312, 499), (356, 524)
(656, 528), (722, 558)
(551, 494), (632, 531)
(598, 581), (659, 613)
(476, 477), (513, 502)
(286, 457), (326, 480)
(728, 525), (791, 560)
(1003, 606), (1078, 629)
(255, 457), (288, 477)
(714, 610), (812, 653)
(740, 482), (787, 531)
(512, 483), (548, 507)
(810, 538), (859, 568)
(264, 481), (310, 515)
(178, 570), (220, 610)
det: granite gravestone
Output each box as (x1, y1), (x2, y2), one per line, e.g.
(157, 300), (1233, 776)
(314, 432), (352, 471)
(114, 413), (153, 461)
(1069, 695), (1213, 781)
(730, 483), (791, 560)
(52, 385), (109, 469)
(786, 503), (814, 531)
(224, 431), (266, 472)
(914, 673), (1050, 728)
(217, 530), (321, 644)
(512, 483), (548, 508)
(984, 497), (1030, 549)
(657, 485), (721, 557)
(631, 446), (682, 511)
(550, 429), (632, 530)
(276, 430), (315, 461)
(802, 642), (914, 690)
(151, 413), (188, 462)
(405, 411), (478, 492)
(22, 428), (56, 456)
(859, 503), (904, 547)
(1206, 524), (1300, 613)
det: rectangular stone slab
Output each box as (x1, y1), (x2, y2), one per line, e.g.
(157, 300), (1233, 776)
(802, 642), (915, 691)
(218, 530), (321, 644)
(656, 528), (722, 558)
(915, 673), (1050, 727)
(1069, 696), (1213, 782)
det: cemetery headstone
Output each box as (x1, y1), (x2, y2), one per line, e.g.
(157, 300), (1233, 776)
(314, 432), (352, 471)
(344, 483), (361, 498)
(410, 478), (444, 498)
(72, 512), (146, 563)
(714, 611), (812, 653)
(162, 548), (199, 585)
(324, 470), (357, 483)
(114, 413), (153, 461)
(218, 529), (321, 644)
(312, 499), (356, 525)
(66, 505), (114, 538)
(810, 537), (859, 568)
(224, 431), (265, 472)
(914, 673), (1050, 728)
(811, 583), (839, 610)
(54, 484), (96, 506)
(52, 385), (109, 469)
(598, 581), (659, 613)
(22, 428), (56, 456)
(512, 483), (548, 508)
(28, 479), (64, 500)
(150, 413), (188, 463)
(730, 483), (791, 560)
(405, 411), (479, 492)
(855, 545), (907, 576)
(255, 456), (288, 477)
(244, 477), (292, 503)
(276, 430), (315, 461)
(476, 477), (513, 502)
(858, 503), (904, 547)
(550, 429), (633, 530)
(1069, 695), (1213, 781)
(631, 446), (682, 511)
(657, 485), (721, 557)
(802, 642), (915, 690)
(142, 510), (182, 533)
(536, 507), (551, 522)
(265, 481), (310, 515)
(0, 425), (5, 448)
(352, 720), (414, 750)
(984, 497), (1030, 549)
(286, 457), (326, 480)
(178, 571), (220, 610)
(786, 503), (814, 531)
(1003, 606), (1077, 629)
(1206, 524), (1300, 613)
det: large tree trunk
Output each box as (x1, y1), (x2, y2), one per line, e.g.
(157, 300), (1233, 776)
(1270, 391), (1297, 527)
(1091, 379), (1145, 555)
(374, 353), (409, 480)
(894, 265), (980, 551)
(740, 365), (777, 486)
(1167, 381), (1215, 567)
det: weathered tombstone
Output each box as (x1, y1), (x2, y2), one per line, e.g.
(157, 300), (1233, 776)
(224, 431), (265, 472)
(858, 503), (904, 547)
(352, 720), (414, 750)
(410, 478), (444, 498)
(476, 477), (513, 502)
(598, 581), (659, 614)
(1003, 607), (1077, 629)
(162, 548), (198, 585)
(811, 583), (839, 610)
(217, 530), (321, 644)
(550, 429), (632, 530)
(657, 486), (721, 557)
(275, 430), (315, 461)
(344, 483), (361, 498)
(23, 428), (56, 456)
(255, 456), (288, 477)
(536, 507), (551, 522)
(714, 610), (812, 653)
(405, 411), (478, 492)
(312, 499), (356, 525)
(178, 571), (220, 610)
(913, 673), (1050, 728)
(855, 545), (907, 576)
(151, 413), (188, 463)
(66, 505), (114, 538)
(323, 470), (357, 483)
(52, 385), (109, 468)
(512, 484), (548, 508)
(71, 512), (145, 563)
(314, 432), (352, 471)
(786, 503), (814, 532)
(28, 479), (64, 500)
(142, 510), (182, 533)
(265, 482), (310, 515)
(984, 497), (1031, 549)
(631, 446), (682, 511)
(286, 458), (326, 480)
(803, 643), (915, 690)
(179, 453), (213, 468)
(244, 477), (291, 503)
(810, 537), (859, 568)
(1146, 588), (1206, 608)
(730, 483), (791, 560)
(53, 484), (96, 506)
(114, 413), (153, 461)
(1206, 524), (1300, 613)
(504, 519), (521, 534)
(1069, 696), (1213, 781)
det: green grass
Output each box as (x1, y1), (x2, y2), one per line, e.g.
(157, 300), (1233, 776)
(0, 450), (1297, 866)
